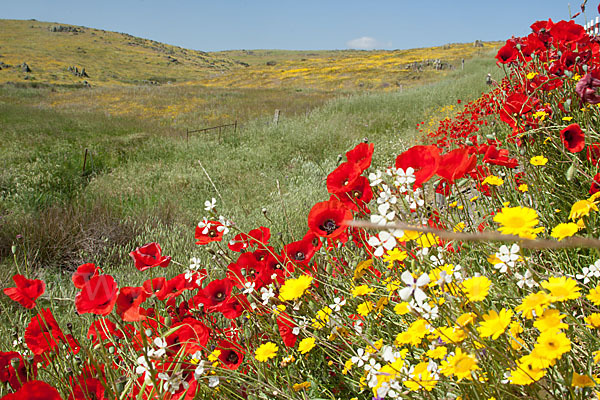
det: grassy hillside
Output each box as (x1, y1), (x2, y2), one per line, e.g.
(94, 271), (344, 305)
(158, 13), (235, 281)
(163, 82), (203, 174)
(0, 19), (238, 86)
(0, 53), (502, 278)
(0, 19), (500, 90)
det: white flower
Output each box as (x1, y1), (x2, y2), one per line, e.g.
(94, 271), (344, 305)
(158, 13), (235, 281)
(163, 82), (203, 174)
(494, 244), (520, 273)
(204, 198), (217, 211)
(367, 231), (398, 257)
(436, 270), (453, 286)
(197, 218), (212, 234)
(381, 345), (403, 363)
(189, 257), (202, 270)
(243, 281), (256, 294)
(576, 267), (594, 284)
(329, 297), (346, 312)
(194, 360), (206, 381)
(398, 270), (430, 306)
(208, 375), (220, 387)
(148, 337), (167, 359)
(369, 170), (383, 186)
(589, 260), (600, 277)
(351, 348), (370, 368)
(260, 287), (275, 305)
(364, 358), (381, 373)
(514, 270), (537, 289)
(413, 302), (439, 320)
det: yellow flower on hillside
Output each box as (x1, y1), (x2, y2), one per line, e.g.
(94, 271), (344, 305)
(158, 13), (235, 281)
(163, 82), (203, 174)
(550, 222), (579, 241)
(462, 276), (491, 302)
(426, 345), (448, 359)
(507, 355), (547, 385)
(297, 337), (316, 354)
(312, 306), (332, 329)
(530, 155), (548, 166)
(569, 199), (598, 220)
(508, 321), (524, 350)
(482, 175), (504, 186)
(572, 372), (596, 388)
(403, 361), (438, 391)
(586, 313), (600, 329)
(533, 309), (567, 332)
(540, 276), (580, 302)
(439, 348), (479, 381)
(518, 184), (528, 192)
(416, 233), (438, 248)
(255, 342), (278, 362)
(352, 285), (375, 297)
(493, 206), (543, 239)
(293, 381), (311, 391)
(515, 291), (551, 319)
(478, 308), (513, 340)
(279, 275), (313, 301)
(382, 248), (408, 268)
(393, 301), (411, 315)
(588, 286), (600, 306)
(353, 259), (373, 280)
(534, 330), (571, 361)
(357, 301), (373, 317)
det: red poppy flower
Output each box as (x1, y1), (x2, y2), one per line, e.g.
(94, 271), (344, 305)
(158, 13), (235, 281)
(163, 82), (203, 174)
(228, 232), (249, 252)
(277, 312), (298, 347)
(227, 251), (269, 289)
(307, 200), (352, 239)
(68, 377), (105, 400)
(3, 275), (45, 309)
(346, 142), (374, 172)
(71, 263), (99, 289)
(129, 242), (171, 272)
(394, 145), (440, 187)
(142, 277), (166, 296)
(560, 123), (585, 153)
(155, 273), (196, 301)
(282, 236), (319, 267)
(549, 20), (586, 44)
(336, 176), (373, 212)
(215, 340), (245, 370)
(436, 148), (477, 183)
(25, 309), (64, 356)
(588, 143), (600, 165)
(75, 275), (118, 316)
(576, 72), (600, 104)
(499, 93), (537, 127)
(482, 145), (518, 168)
(591, 173), (600, 194)
(195, 219), (227, 245)
(496, 40), (518, 64)
(5, 380), (63, 400)
(116, 287), (148, 322)
(220, 293), (251, 319)
(326, 161), (362, 194)
(166, 318), (211, 355)
(247, 226), (271, 248)
(87, 319), (123, 343)
(0, 352), (33, 390)
(190, 278), (234, 313)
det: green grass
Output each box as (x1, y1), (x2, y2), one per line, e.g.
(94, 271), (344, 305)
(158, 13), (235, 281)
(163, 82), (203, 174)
(0, 52), (500, 292)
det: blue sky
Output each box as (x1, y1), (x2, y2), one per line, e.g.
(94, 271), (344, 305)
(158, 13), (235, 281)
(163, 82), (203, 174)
(1, 1), (592, 51)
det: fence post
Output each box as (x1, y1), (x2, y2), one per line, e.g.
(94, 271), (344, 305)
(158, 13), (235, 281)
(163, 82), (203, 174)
(273, 109), (280, 126)
(234, 120), (237, 133)
(186, 128), (189, 144)
(82, 148), (88, 174)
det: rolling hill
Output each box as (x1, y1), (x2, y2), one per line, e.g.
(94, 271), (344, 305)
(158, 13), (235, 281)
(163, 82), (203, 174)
(0, 19), (500, 90)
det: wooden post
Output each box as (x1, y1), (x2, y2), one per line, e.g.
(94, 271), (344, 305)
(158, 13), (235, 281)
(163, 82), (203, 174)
(82, 148), (88, 174)
(461, 59), (465, 70)
(273, 109), (280, 125)
(234, 120), (237, 133)
(186, 128), (189, 144)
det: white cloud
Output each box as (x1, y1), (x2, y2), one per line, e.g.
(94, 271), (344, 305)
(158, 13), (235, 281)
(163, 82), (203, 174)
(346, 36), (391, 50)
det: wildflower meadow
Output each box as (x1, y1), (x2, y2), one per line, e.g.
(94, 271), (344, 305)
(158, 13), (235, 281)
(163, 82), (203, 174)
(5, 14), (600, 400)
